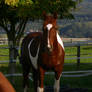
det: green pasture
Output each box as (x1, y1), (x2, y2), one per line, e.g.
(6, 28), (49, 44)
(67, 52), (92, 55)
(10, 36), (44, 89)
(65, 46), (92, 63)
(0, 45), (92, 63)
(7, 72), (92, 92)
(0, 45), (9, 61)
(0, 45), (92, 72)
(0, 45), (92, 92)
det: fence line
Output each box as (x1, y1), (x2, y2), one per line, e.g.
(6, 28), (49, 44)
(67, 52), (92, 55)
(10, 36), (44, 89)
(0, 38), (92, 46)
(4, 70), (92, 78)
(66, 56), (92, 60)
(64, 40), (92, 47)
(0, 55), (92, 64)
(0, 41), (92, 78)
(66, 53), (92, 56)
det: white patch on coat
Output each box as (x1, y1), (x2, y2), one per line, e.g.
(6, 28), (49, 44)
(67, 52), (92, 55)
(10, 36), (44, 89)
(37, 87), (44, 92)
(28, 39), (40, 69)
(57, 33), (64, 50)
(46, 24), (53, 31)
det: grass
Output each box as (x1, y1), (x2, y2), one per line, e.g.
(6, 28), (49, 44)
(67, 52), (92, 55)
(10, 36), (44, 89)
(0, 45), (9, 61)
(65, 46), (92, 63)
(0, 63), (92, 92)
(0, 45), (92, 92)
(6, 74), (92, 92)
(0, 45), (92, 62)
(61, 76), (92, 92)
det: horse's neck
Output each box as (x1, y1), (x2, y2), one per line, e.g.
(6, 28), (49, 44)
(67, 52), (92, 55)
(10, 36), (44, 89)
(53, 33), (59, 50)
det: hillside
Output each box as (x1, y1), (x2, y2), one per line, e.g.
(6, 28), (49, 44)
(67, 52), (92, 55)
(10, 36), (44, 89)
(60, 22), (92, 38)
(59, 0), (92, 38)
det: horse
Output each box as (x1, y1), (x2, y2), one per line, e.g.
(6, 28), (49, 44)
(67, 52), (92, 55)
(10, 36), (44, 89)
(20, 12), (65, 92)
(0, 72), (16, 92)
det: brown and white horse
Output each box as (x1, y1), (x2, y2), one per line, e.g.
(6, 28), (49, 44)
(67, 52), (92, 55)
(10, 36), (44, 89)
(20, 12), (65, 92)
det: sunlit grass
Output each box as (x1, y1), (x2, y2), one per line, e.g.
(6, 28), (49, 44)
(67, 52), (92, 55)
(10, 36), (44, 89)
(0, 45), (9, 61)
(0, 45), (92, 62)
(65, 46), (92, 63)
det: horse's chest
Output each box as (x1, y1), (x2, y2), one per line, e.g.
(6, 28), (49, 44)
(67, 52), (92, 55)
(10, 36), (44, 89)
(41, 53), (60, 68)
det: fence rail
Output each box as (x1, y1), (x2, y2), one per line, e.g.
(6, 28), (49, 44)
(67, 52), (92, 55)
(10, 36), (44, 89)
(0, 38), (92, 45)
(0, 40), (92, 64)
(64, 40), (92, 47)
(4, 70), (92, 78)
(0, 40), (92, 78)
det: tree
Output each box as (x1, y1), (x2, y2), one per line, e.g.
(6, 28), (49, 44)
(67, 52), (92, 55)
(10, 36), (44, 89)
(0, 0), (83, 83)
(0, 0), (29, 83)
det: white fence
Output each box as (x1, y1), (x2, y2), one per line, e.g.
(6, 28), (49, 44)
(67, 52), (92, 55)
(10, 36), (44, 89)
(0, 38), (8, 45)
(0, 38), (92, 45)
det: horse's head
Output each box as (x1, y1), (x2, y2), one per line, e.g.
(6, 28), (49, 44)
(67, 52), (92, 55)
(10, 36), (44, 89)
(42, 12), (58, 53)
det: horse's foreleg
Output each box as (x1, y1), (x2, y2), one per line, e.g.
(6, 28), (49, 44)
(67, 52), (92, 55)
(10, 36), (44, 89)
(54, 72), (61, 92)
(54, 66), (63, 92)
(22, 63), (30, 92)
(37, 67), (45, 92)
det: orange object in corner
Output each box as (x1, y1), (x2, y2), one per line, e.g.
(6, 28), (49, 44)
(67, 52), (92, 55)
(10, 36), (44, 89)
(0, 72), (16, 92)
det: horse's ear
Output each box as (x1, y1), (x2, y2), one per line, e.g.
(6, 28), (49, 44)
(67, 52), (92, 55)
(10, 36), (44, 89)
(42, 11), (47, 19)
(53, 12), (57, 19)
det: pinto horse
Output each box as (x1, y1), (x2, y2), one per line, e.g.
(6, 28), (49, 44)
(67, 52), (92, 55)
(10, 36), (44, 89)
(20, 12), (65, 92)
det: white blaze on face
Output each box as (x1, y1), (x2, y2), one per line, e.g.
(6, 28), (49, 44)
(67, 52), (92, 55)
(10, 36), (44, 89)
(46, 24), (53, 48)
(57, 33), (64, 50)
(28, 39), (40, 69)
(47, 30), (51, 48)
(46, 24), (53, 31)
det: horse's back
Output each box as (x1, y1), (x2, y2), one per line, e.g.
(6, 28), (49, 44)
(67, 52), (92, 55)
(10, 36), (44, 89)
(23, 32), (42, 42)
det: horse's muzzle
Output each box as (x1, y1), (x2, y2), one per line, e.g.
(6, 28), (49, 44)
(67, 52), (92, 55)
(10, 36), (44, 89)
(47, 46), (53, 53)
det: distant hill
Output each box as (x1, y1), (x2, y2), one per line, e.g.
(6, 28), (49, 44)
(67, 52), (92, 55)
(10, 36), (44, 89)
(60, 22), (92, 38)
(74, 0), (92, 16)
(59, 0), (92, 38)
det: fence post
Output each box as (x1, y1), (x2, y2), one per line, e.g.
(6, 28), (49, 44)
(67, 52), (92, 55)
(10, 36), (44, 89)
(77, 45), (80, 70)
